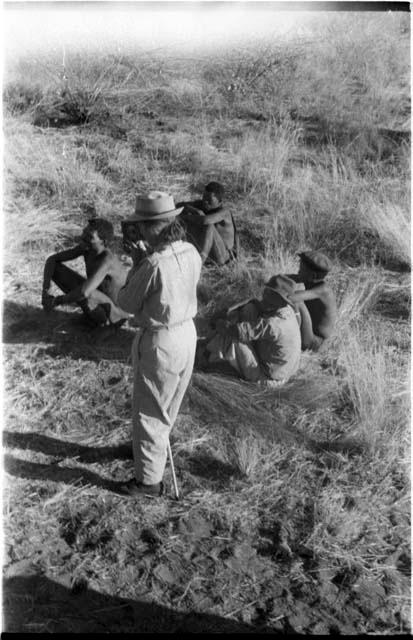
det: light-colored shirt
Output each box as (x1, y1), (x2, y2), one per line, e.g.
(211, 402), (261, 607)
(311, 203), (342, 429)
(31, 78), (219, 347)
(117, 240), (202, 329)
(235, 304), (301, 381)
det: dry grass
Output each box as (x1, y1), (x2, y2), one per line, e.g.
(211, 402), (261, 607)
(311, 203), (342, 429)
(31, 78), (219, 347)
(2, 13), (411, 634)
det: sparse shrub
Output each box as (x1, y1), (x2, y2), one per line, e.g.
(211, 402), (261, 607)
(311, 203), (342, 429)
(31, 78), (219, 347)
(288, 13), (410, 142)
(360, 199), (410, 268)
(3, 15), (410, 634)
(4, 119), (113, 208)
(202, 40), (301, 119)
(222, 431), (265, 478)
(4, 82), (43, 115)
(4, 200), (82, 252)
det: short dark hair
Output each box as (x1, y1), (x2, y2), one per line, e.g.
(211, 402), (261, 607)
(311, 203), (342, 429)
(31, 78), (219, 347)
(87, 218), (114, 246)
(309, 267), (328, 280)
(205, 181), (224, 201)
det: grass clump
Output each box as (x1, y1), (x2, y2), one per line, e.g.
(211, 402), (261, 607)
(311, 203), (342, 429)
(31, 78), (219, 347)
(3, 10), (410, 635)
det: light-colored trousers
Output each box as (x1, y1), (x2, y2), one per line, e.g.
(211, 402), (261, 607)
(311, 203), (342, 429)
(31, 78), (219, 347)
(207, 335), (287, 388)
(207, 333), (265, 382)
(131, 321), (197, 485)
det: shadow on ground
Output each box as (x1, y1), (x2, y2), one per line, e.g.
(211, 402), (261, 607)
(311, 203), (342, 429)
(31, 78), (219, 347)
(3, 431), (132, 463)
(3, 300), (135, 362)
(185, 450), (239, 481)
(3, 453), (127, 494)
(3, 574), (276, 633)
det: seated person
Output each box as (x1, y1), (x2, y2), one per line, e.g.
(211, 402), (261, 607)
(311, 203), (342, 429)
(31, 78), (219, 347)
(201, 275), (301, 384)
(41, 217), (132, 327)
(177, 182), (237, 265)
(287, 250), (337, 351)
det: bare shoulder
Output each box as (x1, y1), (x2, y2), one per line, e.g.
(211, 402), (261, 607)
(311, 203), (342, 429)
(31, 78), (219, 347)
(103, 248), (118, 263)
(321, 282), (335, 299)
(311, 281), (331, 295)
(316, 282), (336, 307)
(222, 209), (233, 221)
(91, 249), (118, 272)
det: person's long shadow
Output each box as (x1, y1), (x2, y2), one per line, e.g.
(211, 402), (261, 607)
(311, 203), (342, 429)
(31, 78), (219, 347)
(3, 574), (277, 633)
(3, 300), (135, 363)
(3, 430), (132, 463)
(3, 453), (127, 494)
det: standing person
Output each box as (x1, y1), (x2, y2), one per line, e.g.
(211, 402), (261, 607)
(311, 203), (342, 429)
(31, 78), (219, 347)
(177, 182), (238, 265)
(288, 251), (337, 351)
(117, 191), (202, 497)
(41, 217), (132, 327)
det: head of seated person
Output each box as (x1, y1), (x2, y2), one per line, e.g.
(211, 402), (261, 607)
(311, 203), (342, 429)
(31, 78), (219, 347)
(298, 250), (331, 283)
(261, 274), (296, 313)
(201, 181), (225, 213)
(79, 218), (114, 252)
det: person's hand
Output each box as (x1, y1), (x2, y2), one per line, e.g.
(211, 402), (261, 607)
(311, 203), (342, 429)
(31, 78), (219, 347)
(42, 292), (57, 312)
(124, 240), (149, 266)
(185, 205), (203, 217)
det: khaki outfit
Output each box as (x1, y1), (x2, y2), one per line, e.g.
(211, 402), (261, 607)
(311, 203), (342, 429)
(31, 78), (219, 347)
(118, 241), (201, 485)
(207, 303), (301, 384)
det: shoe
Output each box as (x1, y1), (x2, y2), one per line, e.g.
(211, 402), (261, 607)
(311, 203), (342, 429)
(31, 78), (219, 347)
(122, 478), (164, 498)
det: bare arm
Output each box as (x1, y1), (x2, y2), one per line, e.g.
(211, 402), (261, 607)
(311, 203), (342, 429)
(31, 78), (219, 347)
(289, 283), (327, 304)
(285, 274), (303, 283)
(296, 302), (324, 351)
(53, 253), (113, 307)
(180, 205), (205, 224)
(193, 210), (231, 227)
(42, 245), (85, 298)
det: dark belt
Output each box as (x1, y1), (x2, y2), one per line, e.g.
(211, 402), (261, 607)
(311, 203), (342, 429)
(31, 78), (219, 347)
(139, 318), (194, 332)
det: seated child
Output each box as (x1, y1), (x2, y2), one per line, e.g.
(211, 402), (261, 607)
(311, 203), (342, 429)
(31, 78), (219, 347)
(288, 250), (337, 351)
(202, 275), (301, 384)
(177, 182), (238, 265)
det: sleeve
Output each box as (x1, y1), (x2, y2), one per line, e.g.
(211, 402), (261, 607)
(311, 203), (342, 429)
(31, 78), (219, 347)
(235, 317), (270, 343)
(117, 258), (158, 316)
(226, 297), (255, 316)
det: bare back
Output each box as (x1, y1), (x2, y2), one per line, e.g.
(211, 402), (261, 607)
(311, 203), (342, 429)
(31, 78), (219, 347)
(303, 283), (337, 339)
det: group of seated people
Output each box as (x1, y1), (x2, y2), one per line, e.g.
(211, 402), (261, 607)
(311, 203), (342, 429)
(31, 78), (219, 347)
(41, 181), (336, 387)
(197, 250), (336, 386)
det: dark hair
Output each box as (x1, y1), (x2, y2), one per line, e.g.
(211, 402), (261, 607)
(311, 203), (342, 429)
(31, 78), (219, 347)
(205, 181), (224, 201)
(311, 268), (328, 280)
(143, 218), (186, 244)
(87, 218), (114, 246)
(80, 202), (97, 217)
(300, 260), (327, 280)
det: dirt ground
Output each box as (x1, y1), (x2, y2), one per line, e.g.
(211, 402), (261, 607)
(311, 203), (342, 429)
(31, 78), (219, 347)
(2, 303), (411, 634)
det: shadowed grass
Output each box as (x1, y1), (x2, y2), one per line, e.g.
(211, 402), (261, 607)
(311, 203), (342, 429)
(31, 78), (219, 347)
(3, 14), (411, 634)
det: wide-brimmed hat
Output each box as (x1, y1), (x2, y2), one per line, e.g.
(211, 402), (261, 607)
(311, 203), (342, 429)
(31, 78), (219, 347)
(298, 250), (332, 273)
(264, 274), (296, 305)
(129, 191), (183, 222)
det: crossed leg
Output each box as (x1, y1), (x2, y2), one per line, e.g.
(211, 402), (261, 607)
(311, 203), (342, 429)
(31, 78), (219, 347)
(51, 263), (116, 326)
(185, 215), (230, 266)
